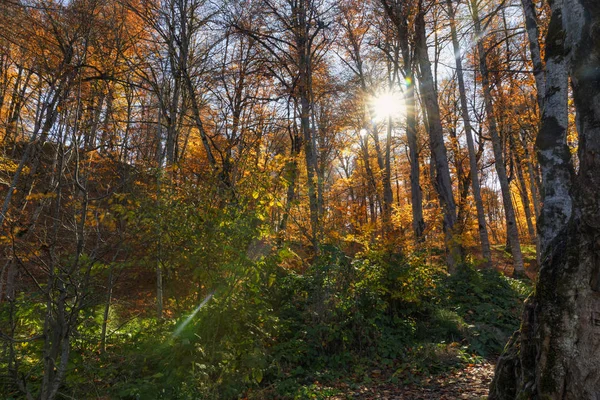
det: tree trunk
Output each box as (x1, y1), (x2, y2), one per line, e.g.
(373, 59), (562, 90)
(490, 1), (600, 398)
(360, 133), (382, 227)
(414, 4), (461, 269)
(446, 0), (492, 265)
(378, 0), (425, 241)
(296, 0), (320, 250)
(370, 116), (394, 236)
(278, 116), (301, 235)
(156, 262), (163, 319)
(520, 129), (541, 217)
(513, 147), (536, 241)
(534, 0), (574, 257)
(470, 0), (525, 274)
(100, 263), (115, 353)
(520, 0), (545, 111)
(382, 117), (394, 236)
(405, 79), (425, 240)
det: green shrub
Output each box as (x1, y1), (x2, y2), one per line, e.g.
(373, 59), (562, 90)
(40, 247), (530, 399)
(437, 265), (532, 356)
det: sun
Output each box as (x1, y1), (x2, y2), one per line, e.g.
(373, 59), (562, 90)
(369, 90), (404, 122)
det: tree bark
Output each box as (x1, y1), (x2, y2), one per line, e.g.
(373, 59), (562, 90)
(278, 111), (301, 235)
(520, 0), (545, 111)
(360, 132), (382, 227)
(520, 129), (541, 217)
(382, 116), (394, 235)
(534, 0), (574, 257)
(490, 1), (600, 398)
(405, 85), (425, 240)
(513, 145), (536, 241)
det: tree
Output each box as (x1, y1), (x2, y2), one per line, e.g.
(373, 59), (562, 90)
(413, 0), (462, 268)
(469, 0), (525, 274)
(444, 0), (492, 265)
(379, 0), (462, 268)
(233, 0), (332, 250)
(376, 0), (425, 241)
(490, 0), (600, 397)
(520, 0), (545, 111)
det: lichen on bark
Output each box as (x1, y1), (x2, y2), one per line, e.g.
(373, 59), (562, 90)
(490, 0), (600, 398)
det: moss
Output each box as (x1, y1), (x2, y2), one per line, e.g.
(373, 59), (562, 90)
(540, 347), (560, 393)
(532, 222), (580, 396)
(493, 221), (581, 399)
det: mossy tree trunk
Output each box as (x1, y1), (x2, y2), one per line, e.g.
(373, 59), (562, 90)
(490, 0), (600, 398)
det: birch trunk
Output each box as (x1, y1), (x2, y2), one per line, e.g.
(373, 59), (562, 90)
(490, 1), (600, 398)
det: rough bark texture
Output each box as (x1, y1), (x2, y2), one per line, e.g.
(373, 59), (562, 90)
(535, 0), (574, 257)
(521, 0), (546, 110)
(294, 0), (321, 248)
(490, 1), (600, 398)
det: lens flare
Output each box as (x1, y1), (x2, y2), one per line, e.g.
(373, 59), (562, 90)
(172, 291), (215, 337)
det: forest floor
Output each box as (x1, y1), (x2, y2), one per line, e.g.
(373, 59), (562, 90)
(489, 244), (538, 280)
(285, 243), (524, 400)
(311, 362), (495, 399)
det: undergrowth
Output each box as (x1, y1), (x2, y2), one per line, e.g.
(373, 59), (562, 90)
(1, 247), (531, 399)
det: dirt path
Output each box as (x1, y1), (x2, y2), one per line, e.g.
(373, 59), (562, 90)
(328, 362), (495, 399)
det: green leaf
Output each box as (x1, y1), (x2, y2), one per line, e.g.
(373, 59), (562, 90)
(254, 368), (263, 384)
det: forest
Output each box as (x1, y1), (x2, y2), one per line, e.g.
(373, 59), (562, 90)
(0, 0), (599, 399)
